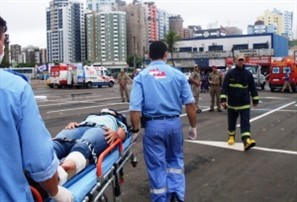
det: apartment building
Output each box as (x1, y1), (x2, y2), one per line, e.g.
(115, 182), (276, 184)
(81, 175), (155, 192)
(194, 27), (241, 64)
(46, 0), (85, 63)
(85, 10), (127, 66)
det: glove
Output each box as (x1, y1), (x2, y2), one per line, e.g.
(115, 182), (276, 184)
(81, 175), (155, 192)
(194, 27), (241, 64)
(132, 133), (139, 143)
(188, 127), (197, 140)
(57, 166), (68, 185)
(50, 185), (73, 202)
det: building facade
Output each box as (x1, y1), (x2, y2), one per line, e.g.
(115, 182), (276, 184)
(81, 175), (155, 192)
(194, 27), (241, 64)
(257, 9), (294, 40)
(158, 9), (169, 40)
(86, 0), (116, 12)
(248, 20), (277, 35)
(118, 3), (148, 57)
(172, 33), (288, 73)
(10, 44), (22, 64)
(144, 2), (158, 41)
(85, 11), (127, 67)
(169, 15), (183, 38)
(46, 0), (85, 63)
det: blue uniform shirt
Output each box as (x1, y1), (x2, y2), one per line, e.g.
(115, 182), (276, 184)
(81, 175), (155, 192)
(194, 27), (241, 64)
(130, 60), (194, 117)
(0, 70), (59, 201)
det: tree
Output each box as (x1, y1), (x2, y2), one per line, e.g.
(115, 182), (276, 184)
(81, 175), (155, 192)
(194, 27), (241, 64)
(163, 30), (181, 67)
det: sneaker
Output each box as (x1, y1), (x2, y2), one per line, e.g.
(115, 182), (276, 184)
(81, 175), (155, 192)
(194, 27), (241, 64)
(209, 109), (214, 112)
(228, 135), (235, 145)
(243, 137), (256, 151)
(196, 109), (202, 113)
(122, 100), (125, 102)
(217, 109), (223, 112)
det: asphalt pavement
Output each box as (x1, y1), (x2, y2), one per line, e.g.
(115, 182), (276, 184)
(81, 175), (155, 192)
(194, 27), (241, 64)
(32, 81), (297, 202)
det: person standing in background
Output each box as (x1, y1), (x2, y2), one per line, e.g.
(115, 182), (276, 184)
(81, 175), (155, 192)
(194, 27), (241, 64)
(220, 55), (259, 151)
(189, 64), (202, 113)
(129, 41), (197, 202)
(0, 16), (73, 202)
(117, 68), (131, 102)
(208, 65), (223, 112)
(281, 69), (292, 93)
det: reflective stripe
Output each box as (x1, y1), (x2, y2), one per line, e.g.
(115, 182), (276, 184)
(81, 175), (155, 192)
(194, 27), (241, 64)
(166, 168), (184, 174)
(228, 131), (236, 135)
(229, 83), (248, 88)
(228, 105), (250, 110)
(252, 96), (259, 100)
(150, 187), (167, 194)
(241, 132), (250, 137)
(220, 94), (227, 99)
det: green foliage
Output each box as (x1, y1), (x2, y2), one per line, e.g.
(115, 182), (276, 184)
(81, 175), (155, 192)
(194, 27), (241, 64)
(126, 55), (143, 68)
(162, 30), (181, 67)
(289, 40), (297, 47)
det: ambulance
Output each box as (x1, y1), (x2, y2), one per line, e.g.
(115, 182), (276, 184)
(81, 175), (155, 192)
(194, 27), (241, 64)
(70, 64), (115, 88)
(47, 64), (70, 88)
(269, 57), (297, 92)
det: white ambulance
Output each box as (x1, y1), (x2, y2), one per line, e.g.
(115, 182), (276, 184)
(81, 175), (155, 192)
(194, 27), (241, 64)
(69, 64), (115, 88)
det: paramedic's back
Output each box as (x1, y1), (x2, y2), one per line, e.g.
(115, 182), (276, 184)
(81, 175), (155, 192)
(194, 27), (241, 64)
(129, 41), (197, 202)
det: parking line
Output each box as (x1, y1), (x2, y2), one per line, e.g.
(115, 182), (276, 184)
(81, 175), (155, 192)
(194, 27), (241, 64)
(185, 140), (297, 155)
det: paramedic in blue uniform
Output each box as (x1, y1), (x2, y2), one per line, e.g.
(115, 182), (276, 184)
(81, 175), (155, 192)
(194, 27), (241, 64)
(220, 55), (259, 151)
(129, 41), (197, 202)
(0, 16), (73, 202)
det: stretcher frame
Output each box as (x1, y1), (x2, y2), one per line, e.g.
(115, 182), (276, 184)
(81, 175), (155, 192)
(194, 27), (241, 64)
(31, 134), (134, 202)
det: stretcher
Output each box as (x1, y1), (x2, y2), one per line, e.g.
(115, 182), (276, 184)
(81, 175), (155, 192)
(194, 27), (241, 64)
(31, 134), (136, 202)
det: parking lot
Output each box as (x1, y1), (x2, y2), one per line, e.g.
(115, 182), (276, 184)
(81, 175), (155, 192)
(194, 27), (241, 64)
(32, 80), (297, 202)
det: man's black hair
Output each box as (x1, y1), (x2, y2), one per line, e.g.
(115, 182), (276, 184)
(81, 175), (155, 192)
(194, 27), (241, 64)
(0, 17), (7, 36)
(149, 41), (168, 60)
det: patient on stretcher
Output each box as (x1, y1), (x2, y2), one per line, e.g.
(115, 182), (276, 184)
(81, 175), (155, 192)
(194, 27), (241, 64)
(53, 108), (128, 184)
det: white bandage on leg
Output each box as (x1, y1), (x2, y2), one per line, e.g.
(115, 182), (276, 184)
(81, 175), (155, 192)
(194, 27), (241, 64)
(64, 151), (87, 174)
(57, 166), (68, 185)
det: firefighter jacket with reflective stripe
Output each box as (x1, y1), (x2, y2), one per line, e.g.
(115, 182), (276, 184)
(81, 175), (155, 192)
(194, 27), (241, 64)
(220, 65), (259, 109)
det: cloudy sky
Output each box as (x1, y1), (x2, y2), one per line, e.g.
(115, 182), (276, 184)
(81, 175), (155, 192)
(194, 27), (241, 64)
(0, 0), (296, 48)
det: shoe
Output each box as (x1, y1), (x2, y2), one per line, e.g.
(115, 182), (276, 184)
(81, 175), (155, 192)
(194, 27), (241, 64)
(127, 99), (130, 103)
(196, 109), (202, 113)
(209, 109), (214, 112)
(217, 109), (223, 112)
(227, 135), (235, 145)
(122, 100), (125, 102)
(242, 137), (256, 151)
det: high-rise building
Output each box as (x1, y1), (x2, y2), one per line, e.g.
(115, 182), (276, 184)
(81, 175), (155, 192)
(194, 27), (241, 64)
(158, 9), (169, 40)
(10, 44), (22, 64)
(85, 11), (127, 66)
(46, 0), (85, 63)
(144, 2), (159, 41)
(257, 10), (283, 36)
(169, 15), (183, 38)
(183, 28), (193, 39)
(248, 20), (276, 35)
(283, 11), (293, 40)
(118, 3), (148, 57)
(86, 0), (116, 12)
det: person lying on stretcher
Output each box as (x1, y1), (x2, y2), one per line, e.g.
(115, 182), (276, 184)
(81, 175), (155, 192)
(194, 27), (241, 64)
(53, 108), (128, 184)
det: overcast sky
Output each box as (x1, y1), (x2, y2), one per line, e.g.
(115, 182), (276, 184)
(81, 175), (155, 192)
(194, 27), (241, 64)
(0, 0), (296, 48)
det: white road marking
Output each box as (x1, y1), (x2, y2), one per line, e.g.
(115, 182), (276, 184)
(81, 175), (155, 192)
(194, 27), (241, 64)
(47, 102), (129, 114)
(185, 140), (297, 155)
(39, 96), (120, 107)
(236, 101), (296, 127)
(35, 95), (47, 100)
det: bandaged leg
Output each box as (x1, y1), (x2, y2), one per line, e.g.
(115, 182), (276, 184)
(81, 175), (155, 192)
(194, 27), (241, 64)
(57, 166), (68, 185)
(64, 151), (87, 174)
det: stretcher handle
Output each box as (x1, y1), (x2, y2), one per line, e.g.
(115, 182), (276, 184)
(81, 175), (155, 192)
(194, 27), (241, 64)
(30, 186), (43, 202)
(96, 138), (123, 177)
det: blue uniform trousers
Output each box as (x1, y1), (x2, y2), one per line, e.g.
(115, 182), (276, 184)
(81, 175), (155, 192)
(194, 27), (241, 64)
(143, 118), (185, 202)
(227, 108), (251, 138)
